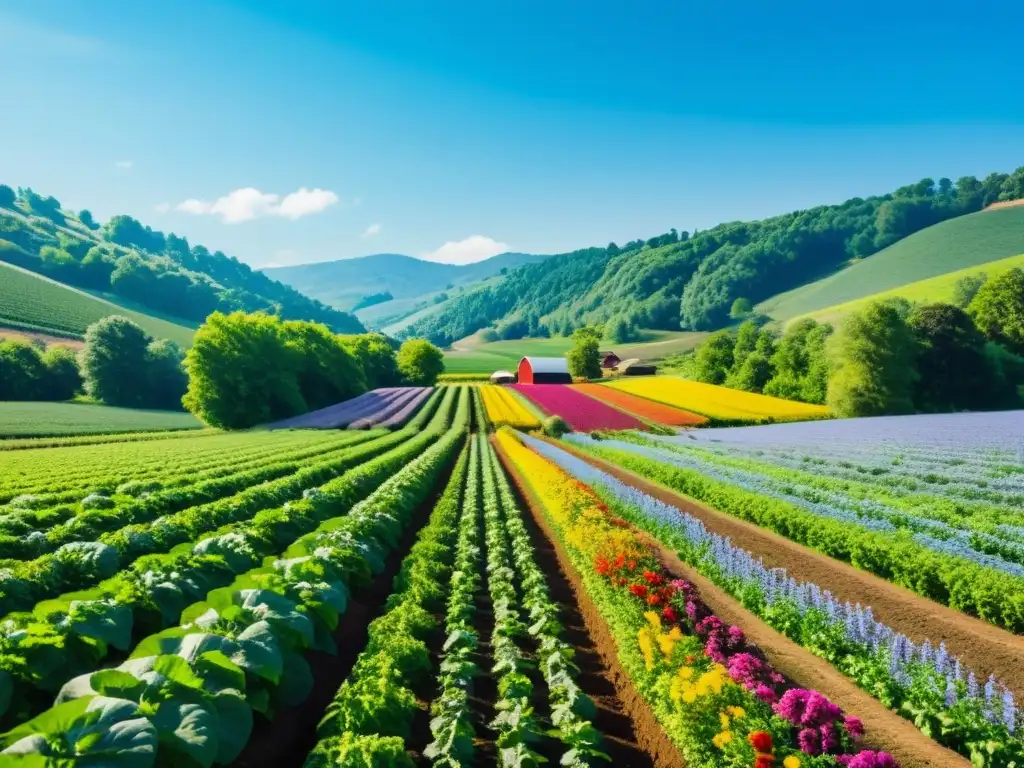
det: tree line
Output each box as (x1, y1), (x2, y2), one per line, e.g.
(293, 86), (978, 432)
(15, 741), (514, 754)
(402, 166), (1024, 345)
(682, 268), (1024, 417)
(0, 312), (446, 429)
(0, 185), (363, 333)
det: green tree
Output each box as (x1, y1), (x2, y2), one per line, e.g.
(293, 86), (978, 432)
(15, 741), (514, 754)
(826, 299), (918, 417)
(183, 312), (306, 429)
(729, 297), (753, 319)
(967, 268), (1024, 352)
(0, 185), (14, 209)
(78, 316), (154, 407)
(144, 339), (189, 411)
(692, 330), (734, 385)
(396, 339), (445, 386)
(40, 346), (82, 401)
(0, 340), (45, 400)
(604, 314), (637, 343)
(800, 323), (833, 404)
(78, 209), (97, 229)
(730, 352), (773, 393)
(282, 320), (366, 407)
(952, 273), (986, 308)
(340, 333), (401, 389)
(908, 303), (991, 412)
(80, 247), (116, 289)
(763, 318), (818, 400)
(567, 327), (601, 379)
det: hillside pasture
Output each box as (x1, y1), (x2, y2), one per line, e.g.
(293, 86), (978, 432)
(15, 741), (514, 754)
(0, 402), (203, 438)
(758, 206), (1024, 323)
(793, 252), (1024, 326)
(0, 261), (196, 347)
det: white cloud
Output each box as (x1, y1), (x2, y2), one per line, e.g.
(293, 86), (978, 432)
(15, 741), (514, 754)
(153, 202), (170, 214)
(361, 222), (382, 239)
(175, 186), (340, 224)
(115, 160), (133, 170)
(421, 235), (510, 265)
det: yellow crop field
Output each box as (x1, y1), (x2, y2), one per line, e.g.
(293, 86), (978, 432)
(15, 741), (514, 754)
(606, 377), (830, 423)
(480, 384), (541, 428)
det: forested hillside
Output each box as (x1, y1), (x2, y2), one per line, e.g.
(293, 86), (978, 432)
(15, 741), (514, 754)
(406, 167), (1024, 346)
(0, 185), (364, 333)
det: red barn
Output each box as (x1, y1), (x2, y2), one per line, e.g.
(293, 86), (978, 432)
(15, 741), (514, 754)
(599, 351), (621, 369)
(517, 356), (572, 385)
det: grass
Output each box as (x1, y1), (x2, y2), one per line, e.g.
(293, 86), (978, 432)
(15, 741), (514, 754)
(442, 329), (709, 373)
(794, 252), (1024, 326)
(758, 206), (1024, 323)
(0, 402), (204, 438)
(0, 262), (197, 347)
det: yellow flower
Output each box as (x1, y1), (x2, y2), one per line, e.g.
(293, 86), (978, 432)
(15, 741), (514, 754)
(712, 730), (733, 749)
(726, 706), (746, 718)
(677, 667), (694, 680)
(719, 712), (731, 729)
(783, 757), (801, 768)
(638, 627), (656, 671)
(644, 611), (662, 631)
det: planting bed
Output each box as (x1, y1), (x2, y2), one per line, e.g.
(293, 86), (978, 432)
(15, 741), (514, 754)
(512, 384), (647, 431)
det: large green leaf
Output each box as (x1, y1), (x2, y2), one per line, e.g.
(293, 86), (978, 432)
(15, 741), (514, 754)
(1, 696), (157, 767)
(271, 651), (313, 710)
(151, 700), (217, 768)
(66, 600), (133, 651)
(208, 692), (252, 765)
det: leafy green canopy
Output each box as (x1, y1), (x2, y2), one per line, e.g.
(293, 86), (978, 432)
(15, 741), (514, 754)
(567, 326), (601, 379)
(396, 339), (445, 386)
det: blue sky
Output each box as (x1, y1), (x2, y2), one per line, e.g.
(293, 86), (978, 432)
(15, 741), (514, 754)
(2, 0), (1023, 268)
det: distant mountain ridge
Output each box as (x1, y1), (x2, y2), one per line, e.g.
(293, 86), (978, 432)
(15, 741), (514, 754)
(261, 251), (553, 310)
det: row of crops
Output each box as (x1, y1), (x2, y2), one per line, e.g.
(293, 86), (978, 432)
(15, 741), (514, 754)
(4, 376), (1019, 766)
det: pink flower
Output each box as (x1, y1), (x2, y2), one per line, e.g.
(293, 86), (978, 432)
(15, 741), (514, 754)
(836, 751), (899, 768)
(754, 683), (778, 703)
(819, 722), (839, 754)
(844, 715), (864, 739)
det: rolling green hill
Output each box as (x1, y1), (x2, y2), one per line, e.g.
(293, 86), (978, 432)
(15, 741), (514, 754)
(758, 206), (1024, 324)
(0, 402), (203, 438)
(441, 329), (708, 373)
(791, 251), (1024, 326)
(405, 167), (1024, 345)
(0, 261), (197, 347)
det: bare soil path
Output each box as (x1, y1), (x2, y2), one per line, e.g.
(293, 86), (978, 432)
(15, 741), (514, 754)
(553, 438), (1024, 701)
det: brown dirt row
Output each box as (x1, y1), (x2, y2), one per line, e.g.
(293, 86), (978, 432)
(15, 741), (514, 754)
(493, 436), (687, 768)
(553, 439), (1024, 700)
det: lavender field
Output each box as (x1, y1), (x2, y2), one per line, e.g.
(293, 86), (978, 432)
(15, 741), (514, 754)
(266, 386), (432, 430)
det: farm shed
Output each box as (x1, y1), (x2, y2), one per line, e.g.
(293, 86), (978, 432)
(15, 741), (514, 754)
(599, 351), (621, 369)
(619, 358), (657, 376)
(489, 370), (516, 384)
(517, 356), (572, 385)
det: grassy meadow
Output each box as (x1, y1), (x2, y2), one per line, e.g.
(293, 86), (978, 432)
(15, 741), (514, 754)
(0, 402), (204, 438)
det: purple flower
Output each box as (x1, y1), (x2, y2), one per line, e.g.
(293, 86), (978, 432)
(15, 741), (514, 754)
(774, 688), (810, 724)
(819, 722), (839, 753)
(839, 750), (899, 768)
(797, 726), (821, 755)
(754, 683), (777, 703)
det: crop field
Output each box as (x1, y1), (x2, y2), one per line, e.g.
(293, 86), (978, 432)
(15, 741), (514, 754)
(570, 382), (708, 426)
(512, 383), (647, 431)
(443, 330), (708, 373)
(0, 401), (204, 438)
(265, 386), (432, 429)
(0, 261), (197, 347)
(3, 382), (1022, 767)
(479, 383), (540, 428)
(606, 376), (832, 424)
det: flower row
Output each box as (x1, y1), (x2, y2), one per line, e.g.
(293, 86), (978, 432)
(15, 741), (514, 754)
(496, 428), (889, 768)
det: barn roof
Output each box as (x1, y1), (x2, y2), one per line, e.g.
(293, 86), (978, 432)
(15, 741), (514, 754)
(490, 370), (515, 380)
(617, 358), (642, 369)
(520, 357), (570, 375)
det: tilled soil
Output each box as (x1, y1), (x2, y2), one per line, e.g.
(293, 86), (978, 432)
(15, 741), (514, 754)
(494, 436), (686, 768)
(554, 438), (1024, 701)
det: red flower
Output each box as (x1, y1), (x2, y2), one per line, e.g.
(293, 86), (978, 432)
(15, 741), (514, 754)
(685, 655), (697, 664)
(748, 731), (773, 753)
(617, 577), (627, 585)
(614, 554), (626, 569)
(661, 606), (678, 622)
(643, 570), (664, 586)
(595, 557), (611, 576)
(627, 559), (638, 570)
(628, 584), (649, 599)
(647, 593), (664, 606)
(754, 756), (775, 768)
